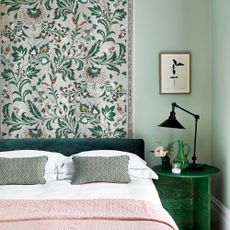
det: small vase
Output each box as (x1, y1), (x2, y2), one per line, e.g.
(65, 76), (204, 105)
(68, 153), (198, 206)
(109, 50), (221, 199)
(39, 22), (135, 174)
(161, 155), (170, 169)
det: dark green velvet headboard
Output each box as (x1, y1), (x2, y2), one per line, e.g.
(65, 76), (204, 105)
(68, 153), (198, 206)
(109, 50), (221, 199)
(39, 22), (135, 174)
(0, 138), (145, 159)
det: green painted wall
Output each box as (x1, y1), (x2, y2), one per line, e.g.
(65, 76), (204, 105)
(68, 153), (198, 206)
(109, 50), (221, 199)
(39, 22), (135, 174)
(133, 0), (230, 212)
(133, 0), (211, 167)
(212, 0), (230, 210)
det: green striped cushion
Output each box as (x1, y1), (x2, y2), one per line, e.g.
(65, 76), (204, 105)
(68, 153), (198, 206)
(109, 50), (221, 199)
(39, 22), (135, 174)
(0, 156), (48, 185)
(71, 155), (130, 184)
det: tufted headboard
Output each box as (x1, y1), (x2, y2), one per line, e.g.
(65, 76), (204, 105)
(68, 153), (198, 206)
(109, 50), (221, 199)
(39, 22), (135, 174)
(0, 138), (145, 159)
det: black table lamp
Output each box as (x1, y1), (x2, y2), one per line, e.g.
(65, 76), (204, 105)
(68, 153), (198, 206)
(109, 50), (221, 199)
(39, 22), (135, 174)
(158, 102), (203, 170)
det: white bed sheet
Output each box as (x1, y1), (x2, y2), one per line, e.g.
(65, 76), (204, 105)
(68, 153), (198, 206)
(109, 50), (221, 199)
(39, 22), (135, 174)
(0, 177), (161, 205)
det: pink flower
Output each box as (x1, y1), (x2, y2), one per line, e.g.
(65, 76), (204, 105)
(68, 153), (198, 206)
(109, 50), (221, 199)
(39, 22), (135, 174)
(154, 146), (167, 157)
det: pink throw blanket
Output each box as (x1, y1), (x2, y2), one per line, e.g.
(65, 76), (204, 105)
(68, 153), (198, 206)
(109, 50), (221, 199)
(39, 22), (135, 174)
(0, 199), (178, 230)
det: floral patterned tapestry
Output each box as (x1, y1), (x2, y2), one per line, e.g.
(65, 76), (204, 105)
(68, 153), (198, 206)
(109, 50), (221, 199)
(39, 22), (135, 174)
(0, 0), (132, 138)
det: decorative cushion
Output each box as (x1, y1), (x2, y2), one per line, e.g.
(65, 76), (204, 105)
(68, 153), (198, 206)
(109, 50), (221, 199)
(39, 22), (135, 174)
(0, 156), (48, 185)
(0, 150), (64, 173)
(58, 150), (158, 180)
(71, 155), (130, 184)
(0, 150), (67, 181)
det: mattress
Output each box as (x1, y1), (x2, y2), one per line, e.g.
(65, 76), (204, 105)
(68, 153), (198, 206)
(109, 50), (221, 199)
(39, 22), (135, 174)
(0, 177), (161, 205)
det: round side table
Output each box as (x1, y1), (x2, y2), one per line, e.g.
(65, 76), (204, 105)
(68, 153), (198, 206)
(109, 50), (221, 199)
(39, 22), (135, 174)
(152, 164), (220, 230)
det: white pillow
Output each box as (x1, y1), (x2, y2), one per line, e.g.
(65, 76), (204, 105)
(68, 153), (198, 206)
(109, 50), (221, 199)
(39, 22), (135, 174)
(57, 150), (158, 180)
(129, 168), (158, 179)
(0, 150), (66, 181)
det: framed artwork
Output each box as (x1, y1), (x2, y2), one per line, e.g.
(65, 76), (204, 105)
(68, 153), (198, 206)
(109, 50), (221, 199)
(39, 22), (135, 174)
(159, 52), (191, 94)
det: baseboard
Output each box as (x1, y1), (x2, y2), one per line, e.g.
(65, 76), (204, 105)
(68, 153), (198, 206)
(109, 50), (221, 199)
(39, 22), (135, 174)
(211, 195), (230, 230)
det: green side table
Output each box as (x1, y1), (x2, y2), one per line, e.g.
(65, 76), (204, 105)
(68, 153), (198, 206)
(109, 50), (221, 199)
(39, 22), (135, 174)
(152, 164), (220, 230)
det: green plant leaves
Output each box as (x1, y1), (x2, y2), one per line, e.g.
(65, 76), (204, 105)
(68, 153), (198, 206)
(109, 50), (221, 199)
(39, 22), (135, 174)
(102, 105), (116, 121)
(26, 66), (40, 79)
(55, 0), (78, 20)
(114, 128), (126, 138)
(113, 8), (127, 21)
(12, 46), (27, 62)
(87, 41), (101, 58)
(89, 126), (103, 137)
(2, 69), (15, 81)
(88, 5), (102, 18)
(27, 101), (42, 119)
(1, 0), (131, 138)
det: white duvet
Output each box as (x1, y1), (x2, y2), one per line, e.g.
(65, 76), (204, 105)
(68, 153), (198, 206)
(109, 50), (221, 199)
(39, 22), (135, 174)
(0, 177), (161, 205)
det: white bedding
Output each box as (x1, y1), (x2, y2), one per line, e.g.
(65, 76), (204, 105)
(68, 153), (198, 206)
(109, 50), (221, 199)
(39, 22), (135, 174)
(0, 176), (161, 205)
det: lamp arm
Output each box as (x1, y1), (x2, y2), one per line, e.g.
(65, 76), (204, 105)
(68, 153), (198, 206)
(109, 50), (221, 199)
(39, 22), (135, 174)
(191, 118), (198, 166)
(172, 102), (200, 120)
(172, 102), (200, 167)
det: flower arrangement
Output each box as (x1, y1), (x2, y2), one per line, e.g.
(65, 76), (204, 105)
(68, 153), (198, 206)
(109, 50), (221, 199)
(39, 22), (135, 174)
(151, 141), (175, 168)
(153, 146), (168, 157)
(151, 142), (174, 158)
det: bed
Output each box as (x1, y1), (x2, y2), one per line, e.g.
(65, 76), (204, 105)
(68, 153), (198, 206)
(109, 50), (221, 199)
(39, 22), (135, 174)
(0, 138), (178, 230)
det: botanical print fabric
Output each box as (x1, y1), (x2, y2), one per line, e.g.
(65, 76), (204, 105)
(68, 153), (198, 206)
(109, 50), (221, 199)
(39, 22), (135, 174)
(0, 0), (132, 139)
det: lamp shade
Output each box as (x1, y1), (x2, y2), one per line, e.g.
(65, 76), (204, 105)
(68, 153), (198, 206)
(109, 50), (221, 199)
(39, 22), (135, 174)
(158, 111), (185, 129)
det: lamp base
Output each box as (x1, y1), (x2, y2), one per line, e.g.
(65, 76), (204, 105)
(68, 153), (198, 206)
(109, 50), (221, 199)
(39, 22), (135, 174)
(188, 163), (204, 170)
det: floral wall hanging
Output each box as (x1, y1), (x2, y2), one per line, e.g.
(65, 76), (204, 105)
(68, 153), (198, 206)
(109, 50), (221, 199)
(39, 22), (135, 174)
(0, 0), (133, 138)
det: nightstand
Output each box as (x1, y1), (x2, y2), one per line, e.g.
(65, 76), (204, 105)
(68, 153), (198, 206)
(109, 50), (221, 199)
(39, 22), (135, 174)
(152, 164), (220, 230)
